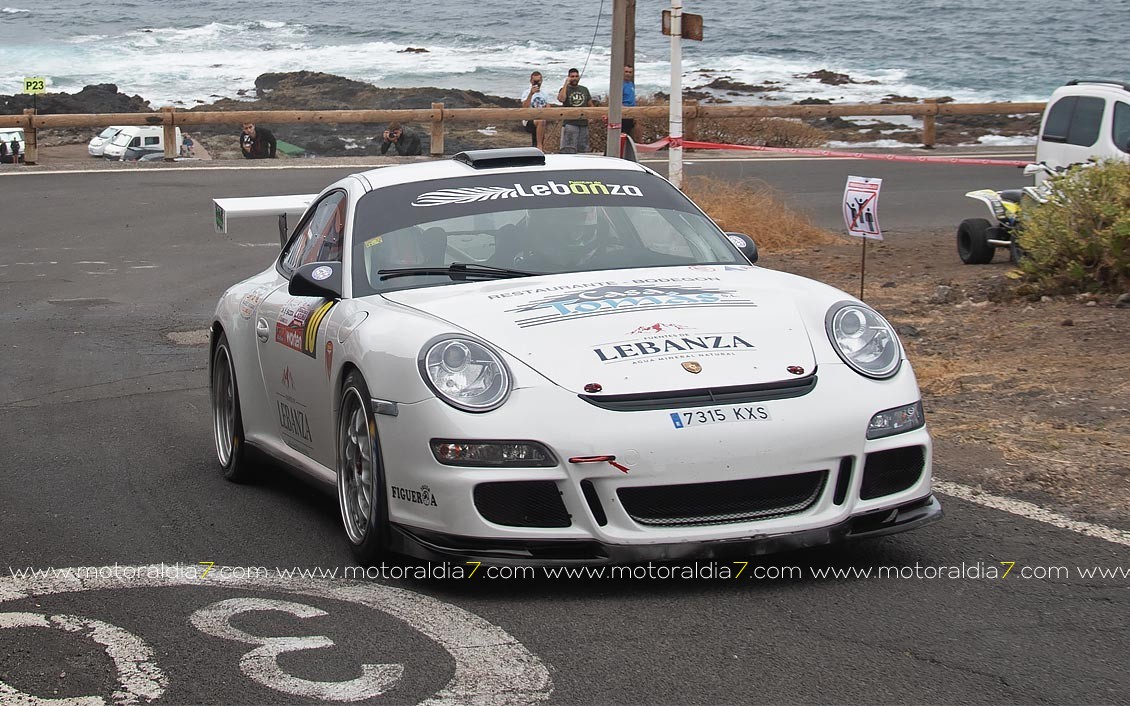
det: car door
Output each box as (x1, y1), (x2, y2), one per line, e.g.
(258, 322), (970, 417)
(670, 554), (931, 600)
(253, 190), (347, 470)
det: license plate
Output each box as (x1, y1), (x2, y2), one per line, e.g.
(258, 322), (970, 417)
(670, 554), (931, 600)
(669, 405), (772, 429)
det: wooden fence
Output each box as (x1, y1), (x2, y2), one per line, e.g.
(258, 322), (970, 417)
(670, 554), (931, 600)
(0, 100), (1046, 164)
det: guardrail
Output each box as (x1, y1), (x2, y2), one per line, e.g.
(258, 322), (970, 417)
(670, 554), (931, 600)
(0, 100), (1046, 164)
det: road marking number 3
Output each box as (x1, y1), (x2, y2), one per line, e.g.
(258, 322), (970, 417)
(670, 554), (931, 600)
(190, 597), (403, 701)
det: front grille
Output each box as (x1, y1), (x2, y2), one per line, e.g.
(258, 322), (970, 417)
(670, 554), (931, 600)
(579, 376), (817, 411)
(860, 446), (926, 500)
(617, 470), (827, 527)
(474, 481), (571, 528)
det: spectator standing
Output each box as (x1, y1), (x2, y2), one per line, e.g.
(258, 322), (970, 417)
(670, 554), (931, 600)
(621, 65), (639, 142)
(180, 134), (195, 157)
(9, 137), (20, 164)
(379, 121), (422, 156)
(557, 67), (596, 152)
(520, 71), (549, 151)
(0, 139), (7, 164)
(240, 122), (277, 159)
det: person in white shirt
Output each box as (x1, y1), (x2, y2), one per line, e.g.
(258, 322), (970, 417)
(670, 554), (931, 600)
(520, 71), (549, 151)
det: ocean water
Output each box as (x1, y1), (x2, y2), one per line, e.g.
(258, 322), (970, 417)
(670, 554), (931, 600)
(1, 1), (1127, 109)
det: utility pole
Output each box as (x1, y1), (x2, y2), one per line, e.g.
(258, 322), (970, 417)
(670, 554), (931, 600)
(606, 0), (627, 157)
(669, 0), (683, 187)
(625, 0), (636, 68)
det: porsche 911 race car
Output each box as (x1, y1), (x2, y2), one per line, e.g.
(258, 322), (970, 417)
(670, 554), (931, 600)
(209, 147), (941, 565)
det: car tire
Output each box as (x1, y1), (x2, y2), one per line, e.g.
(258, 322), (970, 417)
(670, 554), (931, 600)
(337, 370), (390, 564)
(957, 218), (995, 265)
(210, 331), (256, 483)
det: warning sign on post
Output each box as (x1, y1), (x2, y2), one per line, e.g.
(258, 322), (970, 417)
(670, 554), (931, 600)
(843, 176), (883, 240)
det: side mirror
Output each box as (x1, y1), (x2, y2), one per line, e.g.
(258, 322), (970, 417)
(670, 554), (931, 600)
(725, 232), (758, 264)
(289, 262), (342, 299)
(1023, 163), (1044, 176)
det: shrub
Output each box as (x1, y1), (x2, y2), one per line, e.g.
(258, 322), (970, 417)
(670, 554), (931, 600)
(1015, 159), (1130, 295)
(681, 176), (837, 251)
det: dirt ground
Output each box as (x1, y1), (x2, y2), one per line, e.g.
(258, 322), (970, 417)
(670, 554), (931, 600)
(768, 230), (1130, 530)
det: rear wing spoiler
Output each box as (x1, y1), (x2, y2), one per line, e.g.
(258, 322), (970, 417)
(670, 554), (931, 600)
(213, 194), (317, 245)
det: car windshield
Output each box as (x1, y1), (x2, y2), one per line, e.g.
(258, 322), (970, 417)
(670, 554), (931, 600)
(110, 132), (132, 146)
(350, 169), (747, 295)
(98, 127), (119, 139)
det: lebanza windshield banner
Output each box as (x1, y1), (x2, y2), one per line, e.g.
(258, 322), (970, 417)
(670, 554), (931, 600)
(355, 170), (695, 237)
(412, 179), (643, 207)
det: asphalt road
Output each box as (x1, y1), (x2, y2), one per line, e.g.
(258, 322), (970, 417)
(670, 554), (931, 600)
(1, 156), (1127, 706)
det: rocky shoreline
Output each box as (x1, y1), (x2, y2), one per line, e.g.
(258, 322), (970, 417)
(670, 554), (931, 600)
(0, 70), (1039, 158)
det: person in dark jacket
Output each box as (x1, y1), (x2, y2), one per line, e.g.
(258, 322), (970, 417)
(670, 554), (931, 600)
(379, 121), (422, 156)
(240, 122), (277, 159)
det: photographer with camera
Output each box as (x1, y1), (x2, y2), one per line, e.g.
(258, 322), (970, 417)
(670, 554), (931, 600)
(379, 121), (422, 156)
(519, 70), (549, 151)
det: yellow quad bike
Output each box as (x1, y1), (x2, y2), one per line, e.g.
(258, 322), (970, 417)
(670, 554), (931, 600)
(957, 164), (1056, 265)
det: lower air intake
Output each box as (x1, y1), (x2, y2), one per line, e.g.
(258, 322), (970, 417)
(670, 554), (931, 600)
(617, 471), (827, 527)
(474, 480), (571, 528)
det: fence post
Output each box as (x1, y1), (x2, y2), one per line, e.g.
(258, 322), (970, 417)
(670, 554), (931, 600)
(21, 109), (37, 165)
(162, 106), (177, 161)
(921, 98), (938, 149)
(684, 100), (699, 141)
(430, 103), (444, 156)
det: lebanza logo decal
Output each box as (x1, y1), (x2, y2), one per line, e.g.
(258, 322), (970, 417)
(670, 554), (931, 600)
(412, 179), (643, 207)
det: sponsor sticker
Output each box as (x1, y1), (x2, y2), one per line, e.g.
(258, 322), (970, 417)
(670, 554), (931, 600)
(311, 265), (332, 281)
(593, 333), (756, 364)
(277, 398), (313, 447)
(508, 283), (756, 328)
(670, 405), (772, 429)
(275, 298), (335, 358)
(238, 285), (272, 320)
(390, 485), (438, 507)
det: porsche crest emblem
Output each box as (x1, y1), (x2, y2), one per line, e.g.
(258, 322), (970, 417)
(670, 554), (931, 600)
(681, 361), (703, 374)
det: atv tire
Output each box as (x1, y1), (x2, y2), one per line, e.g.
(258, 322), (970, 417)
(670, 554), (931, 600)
(957, 218), (995, 265)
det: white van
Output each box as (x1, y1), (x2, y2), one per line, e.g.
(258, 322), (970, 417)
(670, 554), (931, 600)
(102, 126), (181, 161)
(0, 127), (25, 163)
(88, 126), (126, 157)
(1036, 80), (1130, 173)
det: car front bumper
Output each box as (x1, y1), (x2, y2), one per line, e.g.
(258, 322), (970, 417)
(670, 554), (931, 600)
(388, 494), (942, 565)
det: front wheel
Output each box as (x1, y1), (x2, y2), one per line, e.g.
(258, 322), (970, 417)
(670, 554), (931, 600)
(210, 331), (256, 482)
(957, 218), (995, 265)
(337, 370), (390, 564)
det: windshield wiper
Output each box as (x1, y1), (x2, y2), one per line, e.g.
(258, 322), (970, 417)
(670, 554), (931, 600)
(377, 262), (541, 281)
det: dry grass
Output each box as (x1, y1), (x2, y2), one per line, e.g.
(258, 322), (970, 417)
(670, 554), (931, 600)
(681, 176), (838, 251)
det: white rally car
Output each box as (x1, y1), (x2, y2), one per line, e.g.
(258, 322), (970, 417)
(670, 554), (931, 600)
(210, 148), (940, 564)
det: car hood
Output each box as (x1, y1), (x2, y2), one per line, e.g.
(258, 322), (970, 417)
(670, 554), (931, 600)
(381, 267), (819, 395)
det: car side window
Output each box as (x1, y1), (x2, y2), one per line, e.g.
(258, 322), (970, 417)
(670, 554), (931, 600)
(1066, 96), (1104, 147)
(280, 191), (347, 275)
(144, 136), (159, 146)
(1114, 101), (1130, 154)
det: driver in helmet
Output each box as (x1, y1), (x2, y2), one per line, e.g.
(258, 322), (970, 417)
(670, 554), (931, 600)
(366, 228), (426, 281)
(522, 206), (606, 271)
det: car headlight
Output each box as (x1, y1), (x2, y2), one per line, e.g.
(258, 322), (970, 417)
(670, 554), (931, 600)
(419, 336), (512, 412)
(867, 401), (925, 439)
(825, 302), (902, 379)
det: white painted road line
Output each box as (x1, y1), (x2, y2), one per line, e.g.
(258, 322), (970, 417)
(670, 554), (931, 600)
(936, 481), (1130, 548)
(0, 566), (553, 706)
(0, 611), (167, 705)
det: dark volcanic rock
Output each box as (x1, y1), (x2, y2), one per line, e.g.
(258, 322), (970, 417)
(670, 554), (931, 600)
(0, 83), (151, 115)
(698, 77), (782, 94)
(192, 71), (524, 156)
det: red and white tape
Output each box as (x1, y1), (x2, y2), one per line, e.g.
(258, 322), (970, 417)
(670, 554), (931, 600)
(634, 137), (1030, 167)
